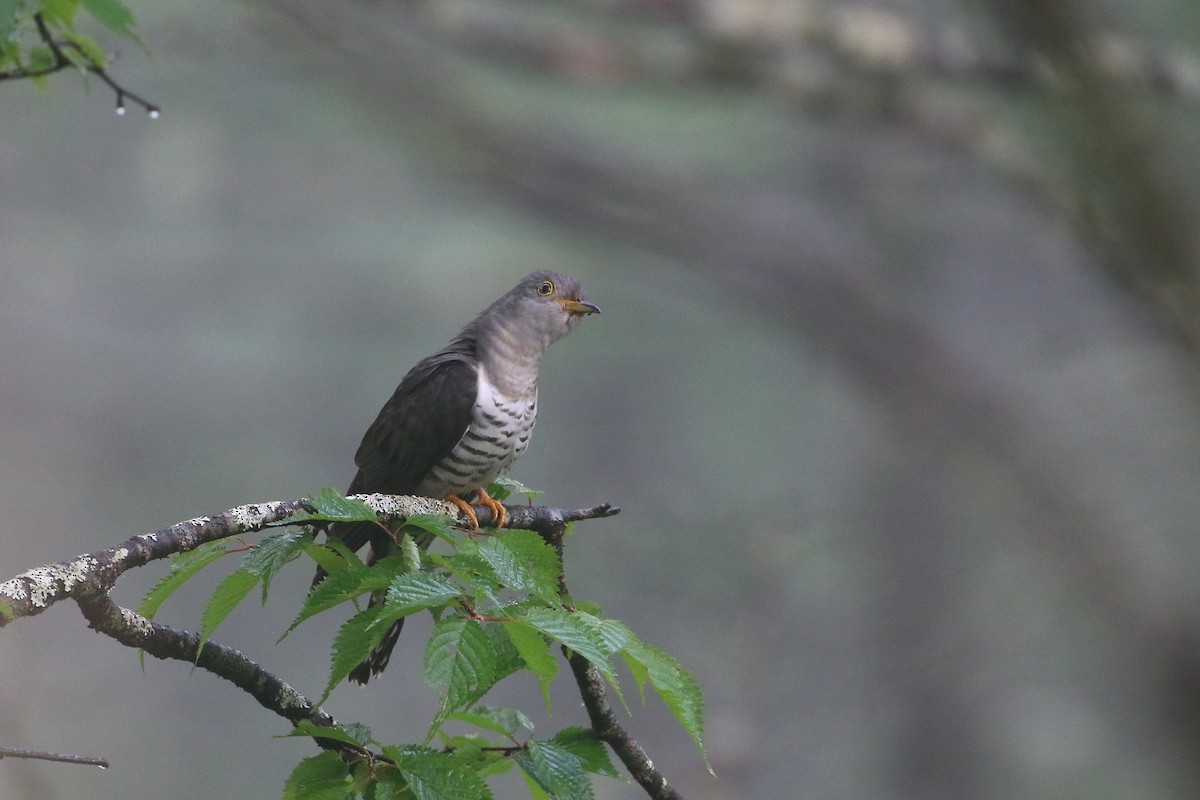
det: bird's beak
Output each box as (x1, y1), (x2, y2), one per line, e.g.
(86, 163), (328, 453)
(558, 298), (602, 316)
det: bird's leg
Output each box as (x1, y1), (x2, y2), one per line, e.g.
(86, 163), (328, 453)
(445, 493), (481, 530)
(474, 486), (507, 529)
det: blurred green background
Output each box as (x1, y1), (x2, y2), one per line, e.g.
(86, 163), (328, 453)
(4, 1), (1200, 798)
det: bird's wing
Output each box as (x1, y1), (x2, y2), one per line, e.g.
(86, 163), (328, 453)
(330, 352), (478, 556)
(353, 352), (478, 492)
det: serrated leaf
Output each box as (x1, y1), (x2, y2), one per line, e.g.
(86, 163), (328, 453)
(621, 638), (708, 767)
(282, 752), (354, 800)
(284, 720), (373, 750)
(383, 746), (491, 800)
(549, 728), (622, 780)
(476, 530), (561, 603)
(137, 540), (229, 621)
(243, 530), (312, 603)
(433, 551), (501, 598)
(500, 620), (557, 712)
(517, 608), (618, 689)
(289, 487), (380, 524)
(197, 567), (260, 658)
(280, 561), (374, 642)
(402, 513), (460, 545)
(423, 617), (497, 711)
(516, 740), (593, 800)
(580, 612), (633, 654)
(324, 603), (388, 700)
(382, 572), (462, 618)
(488, 476), (541, 502)
(399, 531), (423, 573)
(303, 535), (363, 577)
(445, 705), (535, 739)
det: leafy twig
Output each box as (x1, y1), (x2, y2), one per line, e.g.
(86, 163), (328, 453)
(0, 13), (159, 116)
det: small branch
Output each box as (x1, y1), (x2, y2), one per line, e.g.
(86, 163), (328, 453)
(542, 521), (683, 800)
(0, 747), (108, 768)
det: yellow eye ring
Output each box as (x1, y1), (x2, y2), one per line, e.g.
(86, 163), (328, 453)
(536, 280), (555, 297)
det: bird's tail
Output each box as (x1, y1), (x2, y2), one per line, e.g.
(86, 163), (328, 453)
(349, 607), (405, 684)
(310, 519), (436, 683)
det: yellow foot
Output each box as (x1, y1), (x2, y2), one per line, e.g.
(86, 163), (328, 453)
(445, 493), (480, 530)
(445, 488), (507, 530)
(476, 487), (507, 529)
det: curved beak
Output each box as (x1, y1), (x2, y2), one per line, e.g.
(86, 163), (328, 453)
(558, 298), (602, 316)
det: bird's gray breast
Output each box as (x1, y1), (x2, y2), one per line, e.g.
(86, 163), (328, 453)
(416, 365), (537, 497)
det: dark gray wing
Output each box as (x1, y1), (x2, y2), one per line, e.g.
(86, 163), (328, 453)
(329, 351), (479, 557)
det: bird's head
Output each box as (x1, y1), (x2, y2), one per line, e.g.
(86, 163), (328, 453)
(495, 271), (601, 348)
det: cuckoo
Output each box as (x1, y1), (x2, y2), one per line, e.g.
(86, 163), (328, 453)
(316, 271), (600, 683)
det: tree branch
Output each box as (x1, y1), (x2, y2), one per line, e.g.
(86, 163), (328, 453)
(0, 494), (618, 627)
(1, 493), (635, 786)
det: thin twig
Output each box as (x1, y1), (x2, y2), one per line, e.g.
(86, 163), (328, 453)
(0, 747), (108, 768)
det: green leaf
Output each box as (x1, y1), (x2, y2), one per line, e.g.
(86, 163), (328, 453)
(433, 551), (501, 598)
(500, 620), (557, 712)
(303, 535), (363, 577)
(549, 728), (621, 780)
(290, 487), (380, 524)
(324, 602), (389, 700)
(76, 0), (138, 40)
(516, 608), (618, 689)
(284, 720), (373, 750)
(487, 476), (541, 502)
(516, 740), (592, 800)
(444, 705), (535, 739)
(423, 617), (496, 712)
(621, 638), (708, 766)
(399, 531), (423, 573)
(381, 572), (462, 619)
(137, 540), (229, 621)
(197, 567), (260, 657)
(282, 561), (386, 640)
(476, 530), (561, 603)
(282, 752), (354, 800)
(242, 530), (312, 603)
(402, 513), (460, 545)
(383, 746), (491, 800)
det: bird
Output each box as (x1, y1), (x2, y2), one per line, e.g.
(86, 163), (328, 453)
(316, 271), (600, 684)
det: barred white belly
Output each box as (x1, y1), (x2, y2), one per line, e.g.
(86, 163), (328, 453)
(417, 368), (537, 498)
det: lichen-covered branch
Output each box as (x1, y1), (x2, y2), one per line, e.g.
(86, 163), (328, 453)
(0, 494), (619, 627)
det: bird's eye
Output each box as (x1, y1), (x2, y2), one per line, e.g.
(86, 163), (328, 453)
(536, 280), (555, 297)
